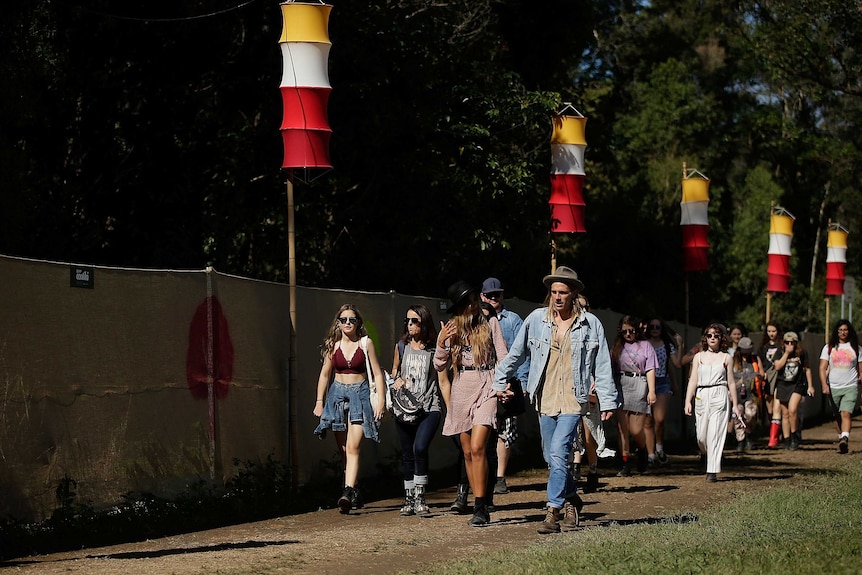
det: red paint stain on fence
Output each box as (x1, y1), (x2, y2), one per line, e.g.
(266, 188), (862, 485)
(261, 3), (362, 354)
(186, 296), (234, 399)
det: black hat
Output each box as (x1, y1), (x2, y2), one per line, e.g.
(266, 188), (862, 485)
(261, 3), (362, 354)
(445, 280), (476, 314)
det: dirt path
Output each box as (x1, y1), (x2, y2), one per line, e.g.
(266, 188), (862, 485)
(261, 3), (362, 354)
(3, 419), (854, 575)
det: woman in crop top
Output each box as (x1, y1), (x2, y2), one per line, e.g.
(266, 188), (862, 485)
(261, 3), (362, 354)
(313, 304), (385, 514)
(683, 324), (739, 482)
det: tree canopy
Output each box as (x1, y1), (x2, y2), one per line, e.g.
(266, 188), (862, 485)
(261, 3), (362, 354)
(2, 0), (861, 330)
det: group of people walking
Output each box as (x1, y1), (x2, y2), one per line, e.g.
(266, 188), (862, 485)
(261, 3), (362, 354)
(311, 268), (860, 532)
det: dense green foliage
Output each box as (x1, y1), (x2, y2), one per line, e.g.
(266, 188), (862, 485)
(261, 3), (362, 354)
(2, 0), (861, 328)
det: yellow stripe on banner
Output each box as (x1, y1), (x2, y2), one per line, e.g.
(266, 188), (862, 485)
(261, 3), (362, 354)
(770, 213), (795, 236)
(681, 177), (709, 203)
(551, 116), (587, 145)
(280, 3), (332, 44)
(828, 229), (848, 248)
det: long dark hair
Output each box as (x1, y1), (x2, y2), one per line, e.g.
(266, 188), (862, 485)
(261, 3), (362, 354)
(828, 319), (859, 357)
(398, 304), (438, 348)
(759, 322), (783, 350)
(646, 316), (677, 367)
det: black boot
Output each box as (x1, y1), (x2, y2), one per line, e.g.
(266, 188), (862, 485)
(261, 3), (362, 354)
(350, 486), (363, 509)
(450, 483), (469, 514)
(584, 471), (599, 493)
(338, 486), (353, 514)
(400, 488), (415, 516)
(468, 496), (490, 526)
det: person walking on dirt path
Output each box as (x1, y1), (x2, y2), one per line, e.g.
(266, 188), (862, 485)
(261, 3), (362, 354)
(391, 304), (442, 516)
(313, 304), (386, 514)
(494, 266), (618, 534)
(480, 276), (528, 497)
(819, 319), (862, 454)
(684, 324), (739, 482)
(772, 331), (814, 450)
(642, 316), (681, 466)
(435, 281), (509, 527)
(611, 315), (658, 477)
(758, 322), (783, 446)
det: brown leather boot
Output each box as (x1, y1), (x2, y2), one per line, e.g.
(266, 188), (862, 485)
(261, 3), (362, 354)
(537, 506), (561, 534)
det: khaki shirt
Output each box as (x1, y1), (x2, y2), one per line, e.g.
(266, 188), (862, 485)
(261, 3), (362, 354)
(539, 322), (582, 416)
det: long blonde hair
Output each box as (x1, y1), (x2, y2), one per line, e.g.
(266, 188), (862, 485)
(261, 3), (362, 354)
(449, 305), (493, 370)
(320, 304), (367, 361)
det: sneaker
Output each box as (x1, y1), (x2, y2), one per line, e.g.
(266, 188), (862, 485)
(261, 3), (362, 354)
(537, 507), (561, 534)
(616, 461), (631, 477)
(337, 487), (353, 514)
(656, 450), (668, 464)
(597, 447), (617, 459)
(584, 471), (599, 493)
(839, 436), (849, 454)
(706, 473), (717, 483)
(493, 477), (509, 494)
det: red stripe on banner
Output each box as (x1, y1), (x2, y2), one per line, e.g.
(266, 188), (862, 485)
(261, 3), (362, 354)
(550, 203), (586, 233)
(186, 296), (234, 400)
(549, 174), (585, 204)
(767, 274), (790, 293)
(826, 261), (846, 280)
(767, 254), (791, 276)
(826, 278), (845, 296)
(682, 225), (709, 248)
(280, 86), (331, 130)
(281, 129), (332, 168)
(683, 247), (709, 272)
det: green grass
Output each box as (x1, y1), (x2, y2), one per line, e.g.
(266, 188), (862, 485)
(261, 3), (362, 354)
(408, 458), (862, 575)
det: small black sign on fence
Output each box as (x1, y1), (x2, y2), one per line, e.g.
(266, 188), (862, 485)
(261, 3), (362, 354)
(70, 266), (95, 289)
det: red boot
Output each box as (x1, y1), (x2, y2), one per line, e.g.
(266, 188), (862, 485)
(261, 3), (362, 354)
(767, 421), (780, 448)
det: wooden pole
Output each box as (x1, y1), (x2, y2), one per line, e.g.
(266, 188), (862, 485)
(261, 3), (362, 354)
(286, 173), (298, 484)
(550, 237), (557, 274)
(765, 292), (772, 323)
(825, 297), (830, 338)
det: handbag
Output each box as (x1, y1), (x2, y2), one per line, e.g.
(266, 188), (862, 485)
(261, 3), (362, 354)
(390, 384), (424, 424)
(359, 336), (388, 414)
(497, 376), (526, 419)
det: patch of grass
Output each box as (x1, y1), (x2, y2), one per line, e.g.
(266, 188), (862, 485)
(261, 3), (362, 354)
(410, 458), (862, 575)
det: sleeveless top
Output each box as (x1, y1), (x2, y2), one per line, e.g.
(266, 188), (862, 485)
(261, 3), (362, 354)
(333, 345), (366, 375)
(697, 355), (727, 387)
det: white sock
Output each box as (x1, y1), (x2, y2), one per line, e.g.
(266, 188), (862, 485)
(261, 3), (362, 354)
(648, 453), (657, 462)
(656, 443), (664, 453)
(840, 432), (850, 439)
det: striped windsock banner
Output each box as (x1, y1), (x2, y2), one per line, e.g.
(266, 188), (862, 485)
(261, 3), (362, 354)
(550, 105), (587, 233)
(767, 207), (795, 293)
(825, 223), (848, 296)
(680, 171), (710, 272)
(279, 2), (332, 169)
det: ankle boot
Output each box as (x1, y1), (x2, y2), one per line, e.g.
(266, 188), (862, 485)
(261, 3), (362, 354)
(450, 483), (469, 514)
(338, 486), (353, 514)
(767, 421), (781, 448)
(468, 496), (489, 526)
(400, 488), (415, 516)
(413, 485), (429, 515)
(789, 431), (800, 450)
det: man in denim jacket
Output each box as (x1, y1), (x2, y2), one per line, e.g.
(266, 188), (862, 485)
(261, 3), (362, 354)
(493, 266), (617, 534)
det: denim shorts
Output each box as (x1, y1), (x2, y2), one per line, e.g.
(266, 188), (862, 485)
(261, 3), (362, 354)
(314, 380), (379, 442)
(654, 375), (672, 395)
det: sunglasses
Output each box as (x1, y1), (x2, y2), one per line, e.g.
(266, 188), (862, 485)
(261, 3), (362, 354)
(649, 324), (662, 330)
(784, 340), (796, 345)
(404, 317), (421, 325)
(483, 292), (502, 300)
(706, 333), (721, 339)
(622, 328), (637, 335)
(337, 317), (358, 325)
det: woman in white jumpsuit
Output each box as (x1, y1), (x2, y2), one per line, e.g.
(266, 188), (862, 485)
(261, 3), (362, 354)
(683, 324), (739, 482)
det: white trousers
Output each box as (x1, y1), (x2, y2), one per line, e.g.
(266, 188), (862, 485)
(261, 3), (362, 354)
(694, 385), (730, 474)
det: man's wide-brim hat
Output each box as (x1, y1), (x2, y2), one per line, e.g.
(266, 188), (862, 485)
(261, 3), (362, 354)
(542, 265), (585, 292)
(446, 280), (476, 314)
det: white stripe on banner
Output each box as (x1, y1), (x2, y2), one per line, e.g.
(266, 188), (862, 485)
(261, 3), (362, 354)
(768, 233), (792, 255)
(827, 246), (848, 263)
(680, 201), (709, 226)
(550, 143), (586, 175)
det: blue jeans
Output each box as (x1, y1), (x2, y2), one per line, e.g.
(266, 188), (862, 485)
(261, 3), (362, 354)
(395, 411), (441, 483)
(539, 413), (582, 508)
